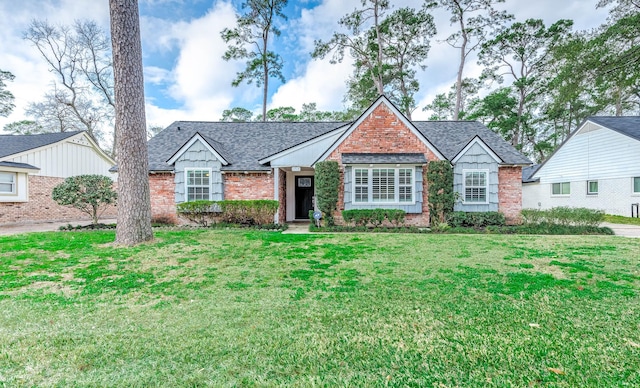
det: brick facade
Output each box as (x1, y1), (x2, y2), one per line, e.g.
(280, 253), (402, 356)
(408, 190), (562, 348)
(224, 172), (274, 200)
(149, 172), (178, 224)
(498, 166), (523, 224)
(0, 176), (117, 225)
(326, 103), (440, 226)
(277, 169), (286, 223)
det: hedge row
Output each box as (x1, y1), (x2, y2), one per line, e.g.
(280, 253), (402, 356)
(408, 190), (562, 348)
(446, 211), (506, 228)
(521, 207), (604, 227)
(341, 209), (406, 227)
(177, 200), (278, 226)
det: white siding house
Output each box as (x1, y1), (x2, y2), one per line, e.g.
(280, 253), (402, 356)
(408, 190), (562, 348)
(0, 131), (116, 224)
(523, 117), (640, 216)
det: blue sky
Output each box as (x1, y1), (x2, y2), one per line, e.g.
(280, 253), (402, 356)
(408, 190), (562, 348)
(0, 0), (611, 132)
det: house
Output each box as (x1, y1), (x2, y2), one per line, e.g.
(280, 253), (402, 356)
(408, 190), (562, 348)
(0, 131), (116, 225)
(522, 116), (640, 216)
(148, 96), (531, 225)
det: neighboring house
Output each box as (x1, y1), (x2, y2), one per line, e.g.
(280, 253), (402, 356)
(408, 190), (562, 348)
(147, 96), (531, 225)
(522, 116), (640, 216)
(0, 131), (116, 225)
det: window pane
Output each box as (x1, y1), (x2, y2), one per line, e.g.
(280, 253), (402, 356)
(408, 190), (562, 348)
(562, 182), (570, 195)
(464, 171), (487, 202)
(634, 177), (640, 193)
(0, 183), (12, 193)
(0, 173), (15, 193)
(186, 169), (211, 201)
(588, 181), (598, 194)
(372, 169), (394, 202)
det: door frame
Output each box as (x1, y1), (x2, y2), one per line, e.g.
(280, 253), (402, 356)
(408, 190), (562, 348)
(286, 169), (315, 221)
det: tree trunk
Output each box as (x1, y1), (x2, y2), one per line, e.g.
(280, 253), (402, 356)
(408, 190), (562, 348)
(453, 18), (468, 121)
(109, 0), (153, 245)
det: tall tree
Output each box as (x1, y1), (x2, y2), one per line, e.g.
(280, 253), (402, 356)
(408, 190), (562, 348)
(423, 77), (482, 120)
(314, 1), (436, 118)
(479, 18), (573, 154)
(0, 69), (15, 117)
(221, 107), (254, 122)
(436, 0), (512, 120)
(109, 0), (153, 245)
(378, 6), (437, 118)
(23, 20), (116, 154)
(221, 0), (288, 122)
(313, 0), (390, 109)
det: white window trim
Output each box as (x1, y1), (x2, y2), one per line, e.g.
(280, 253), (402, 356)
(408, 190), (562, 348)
(0, 172), (17, 195)
(350, 165), (417, 205)
(633, 177), (640, 196)
(551, 181), (571, 197)
(587, 180), (598, 196)
(462, 169), (489, 205)
(184, 167), (213, 202)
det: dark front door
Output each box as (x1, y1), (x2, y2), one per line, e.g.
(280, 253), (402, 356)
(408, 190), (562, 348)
(295, 176), (314, 219)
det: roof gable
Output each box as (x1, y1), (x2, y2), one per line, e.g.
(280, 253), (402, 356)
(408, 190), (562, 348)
(0, 131), (115, 166)
(316, 95), (445, 163)
(166, 132), (230, 166)
(531, 116), (640, 180)
(0, 131), (83, 159)
(451, 136), (502, 164)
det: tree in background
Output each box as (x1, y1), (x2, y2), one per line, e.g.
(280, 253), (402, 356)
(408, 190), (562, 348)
(109, 0), (153, 245)
(221, 107), (254, 122)
(52, 175), (117, 225)
(221, 0), (288, 122)
(3, 120), (43, 135)
(478, 18), (573, 156)
(0, 69), (15, 118)
(436, 0), (513, 120)
(423, 77), (482, 120)
(23, 20), (116, 155)
(314, 1), (436, 119)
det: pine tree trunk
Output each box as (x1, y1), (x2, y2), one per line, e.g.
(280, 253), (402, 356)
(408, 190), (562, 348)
(109, 0), (153, 245)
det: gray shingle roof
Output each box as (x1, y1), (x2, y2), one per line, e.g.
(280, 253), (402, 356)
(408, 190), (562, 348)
(0, 131), (83, 159)
(0, 161), (40, 170)
(342, 153), (427, 164)
(148, 121), (349, 171)
(146, 119), (531, 172)
(587, 116), (640, 141)
(412, 121), (532, 165)
(522, 164), (540, 183)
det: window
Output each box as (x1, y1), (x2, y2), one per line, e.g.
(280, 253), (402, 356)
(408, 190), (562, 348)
(587, 180), (598, 195)
(185, 169), (211, 201)
(0, 172), (16, 194)
(464, 170), (488, 203)
(552, 182), (570, 196)
(634, 177), (640, 194)
(353, 167), (414, 204)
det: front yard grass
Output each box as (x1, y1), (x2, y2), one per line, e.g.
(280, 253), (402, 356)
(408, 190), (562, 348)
(1, 230), (639, 386)
(605, 214), (640, 226)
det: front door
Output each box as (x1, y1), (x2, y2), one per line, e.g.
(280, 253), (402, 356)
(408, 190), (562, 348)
(295, 176), (314, 219)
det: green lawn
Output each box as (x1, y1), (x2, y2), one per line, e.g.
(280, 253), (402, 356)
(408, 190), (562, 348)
(1, 230), (639, 387)
(605, 214), (640, 226)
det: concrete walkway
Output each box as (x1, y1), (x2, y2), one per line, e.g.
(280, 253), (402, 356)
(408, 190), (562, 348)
(601, 222), (640, 238)
(282, 222), (311, 234)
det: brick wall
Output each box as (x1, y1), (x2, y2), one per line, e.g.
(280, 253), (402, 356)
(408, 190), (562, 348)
(0, 176), (117, 225)
(326, 103), (439, 226)
(224, 172), (274, 200)
(149, 172), (178, 224)
(498, 166), (523, 224)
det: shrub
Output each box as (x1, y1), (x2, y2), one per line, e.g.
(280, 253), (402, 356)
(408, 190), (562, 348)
(315, 161), (340, 226)
(176, 200), (216, 226)
(218, 200), (279, 225)
(52, 175), (117, 224)
(177, 200), (279, 226)
(341, 209), (406, 227)
(521, 207), (604, 227)
(447, 211), (506, 228)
